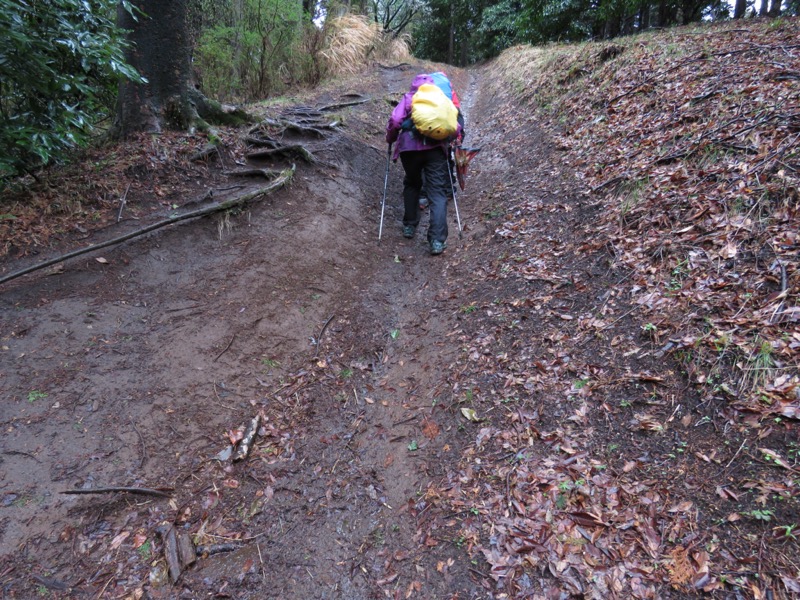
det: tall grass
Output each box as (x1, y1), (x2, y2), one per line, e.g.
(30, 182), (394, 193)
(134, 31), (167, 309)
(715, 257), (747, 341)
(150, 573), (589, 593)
(193, 10), (411, 102)
(320, 14), (411, 78)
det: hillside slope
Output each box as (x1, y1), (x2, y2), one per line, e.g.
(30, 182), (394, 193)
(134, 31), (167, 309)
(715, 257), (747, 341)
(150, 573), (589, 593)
(446, 17), (800, 598)
(0, 17), (798, 600)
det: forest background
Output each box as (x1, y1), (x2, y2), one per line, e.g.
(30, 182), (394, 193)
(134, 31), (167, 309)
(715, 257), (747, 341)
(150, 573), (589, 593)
(1, 0), (798, 184)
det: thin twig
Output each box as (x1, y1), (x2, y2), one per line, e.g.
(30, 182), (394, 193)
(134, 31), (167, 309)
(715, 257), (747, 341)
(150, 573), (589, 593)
(468, 566), (491, 579)
(61, 486), (173, 498)
(257, 543), (266, 584)
(129, 416), (147, 469)
(212, 382), (237, 410)
(725, 438), (748, 470)
(599, 305), (639, 330)
(96, 576), (114, 599)
(314, 314), (335, 357)
(117, 183), (130, 223)
(214, 334), (236, 362)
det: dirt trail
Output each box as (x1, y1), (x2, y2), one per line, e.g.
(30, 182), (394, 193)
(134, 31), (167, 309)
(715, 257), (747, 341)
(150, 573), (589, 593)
(1, 66), (490, 598)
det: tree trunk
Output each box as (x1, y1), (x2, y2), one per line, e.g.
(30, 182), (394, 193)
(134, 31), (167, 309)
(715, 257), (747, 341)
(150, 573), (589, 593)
(639, 0), (651, 30)
(733, 0), (747, 18)
(768, 0), (782, 16)
(448, 6), (455, 65)
(759, 0), (769, 15)
(115, 0), (198, 136)
(657, 0), (670, 26)
(114, 0), (252, 138)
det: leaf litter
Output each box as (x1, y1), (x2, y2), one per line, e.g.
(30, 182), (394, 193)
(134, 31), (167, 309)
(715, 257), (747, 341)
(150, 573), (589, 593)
(430, 18), (800, 599)
(0, 18), (798, 600)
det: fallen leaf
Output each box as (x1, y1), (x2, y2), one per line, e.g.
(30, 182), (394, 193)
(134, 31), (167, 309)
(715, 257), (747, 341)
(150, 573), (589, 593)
(422, 419), (440, 439)
(461, 407), (480, 422)
(110, 531), (130, 549)
(668, 501), (694, 513)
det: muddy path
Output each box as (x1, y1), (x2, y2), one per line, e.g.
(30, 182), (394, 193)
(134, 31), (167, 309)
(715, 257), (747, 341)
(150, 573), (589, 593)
(1, 65), (490, 598)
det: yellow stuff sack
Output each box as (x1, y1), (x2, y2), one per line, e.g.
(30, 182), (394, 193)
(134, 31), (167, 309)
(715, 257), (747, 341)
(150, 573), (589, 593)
(411, 83), (458, 141)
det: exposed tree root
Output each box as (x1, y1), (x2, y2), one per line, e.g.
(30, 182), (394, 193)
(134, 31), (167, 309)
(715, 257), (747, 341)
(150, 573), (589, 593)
(246, 144), (317, 163)
(61, 486), (173, 498)
(188, 144), (220, 162)
(0, 167), (295, 287)
(317, 98), (369, 112)
(244, 135), (281, 148)
(224, 168), (288, 178)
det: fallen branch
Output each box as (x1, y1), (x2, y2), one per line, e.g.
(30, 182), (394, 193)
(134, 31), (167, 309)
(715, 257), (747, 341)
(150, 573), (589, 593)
(196, 543), (243, 556)
(233, 414), (261, 462)
(61, 486), (173, 498)
(157, 523), (196, 583)
(0, 167), (294, 287)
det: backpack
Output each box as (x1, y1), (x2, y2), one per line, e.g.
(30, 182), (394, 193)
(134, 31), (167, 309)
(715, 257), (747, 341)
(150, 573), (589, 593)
(410, 83), (458, 141)
(430, 72), (460, 108)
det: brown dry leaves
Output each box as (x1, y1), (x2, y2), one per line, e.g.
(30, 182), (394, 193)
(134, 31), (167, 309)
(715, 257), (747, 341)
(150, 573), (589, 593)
(0, 130), (242, 259)
(547, 22), (800, 418)
(436, 18), (800, 600)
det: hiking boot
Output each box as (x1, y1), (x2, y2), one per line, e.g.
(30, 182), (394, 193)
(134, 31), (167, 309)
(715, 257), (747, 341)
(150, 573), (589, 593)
(403, 226), (416, 239)
(429, 240), (447, 255)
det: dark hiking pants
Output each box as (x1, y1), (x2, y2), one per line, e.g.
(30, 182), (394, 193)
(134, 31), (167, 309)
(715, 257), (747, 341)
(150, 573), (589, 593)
(400, 148), (449, 244)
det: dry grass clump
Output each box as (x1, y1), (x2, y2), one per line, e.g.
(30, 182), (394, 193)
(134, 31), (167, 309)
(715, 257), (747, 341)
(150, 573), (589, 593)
(491, 43), (592, 105)
(321, 14), (411, 77)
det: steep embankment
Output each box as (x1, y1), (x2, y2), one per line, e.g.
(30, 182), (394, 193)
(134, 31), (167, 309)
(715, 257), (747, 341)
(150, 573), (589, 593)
(428, 17), (800, 599)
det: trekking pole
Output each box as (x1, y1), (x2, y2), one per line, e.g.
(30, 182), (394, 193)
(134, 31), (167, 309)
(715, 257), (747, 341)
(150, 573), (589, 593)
(446, 146), (463, 238)
(378, 143), (392, 244)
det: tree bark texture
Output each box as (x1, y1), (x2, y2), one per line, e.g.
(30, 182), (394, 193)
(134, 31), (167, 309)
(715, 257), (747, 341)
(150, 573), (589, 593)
(115, 0), (197, 137)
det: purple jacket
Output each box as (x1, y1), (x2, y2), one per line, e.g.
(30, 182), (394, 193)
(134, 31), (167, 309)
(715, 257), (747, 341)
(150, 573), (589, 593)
(386, 73), (458, 161)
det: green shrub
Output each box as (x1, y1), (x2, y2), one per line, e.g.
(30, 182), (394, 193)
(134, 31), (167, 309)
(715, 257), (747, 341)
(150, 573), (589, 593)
(193, 0), (304, 102)
(0, 0), (142, 179)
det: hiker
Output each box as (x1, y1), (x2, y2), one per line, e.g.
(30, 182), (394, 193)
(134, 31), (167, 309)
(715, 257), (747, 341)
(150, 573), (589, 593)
(385, 73), (462, 255)
(419, 72), (464, 209)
